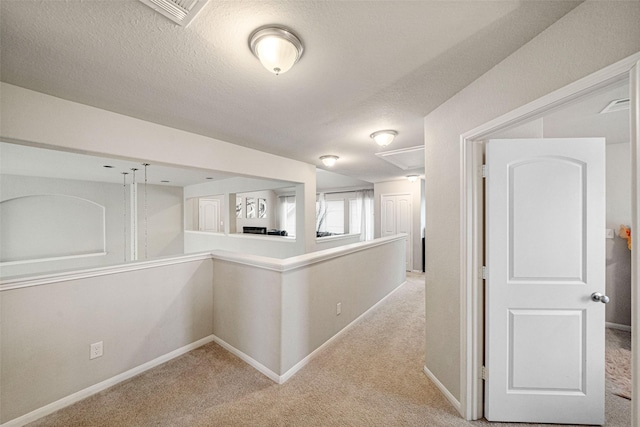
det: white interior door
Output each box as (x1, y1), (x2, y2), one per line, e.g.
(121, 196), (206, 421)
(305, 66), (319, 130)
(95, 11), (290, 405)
(485, 138), (606, 424)
(381, 194), (412, 271)
(199, 199), (220, 232)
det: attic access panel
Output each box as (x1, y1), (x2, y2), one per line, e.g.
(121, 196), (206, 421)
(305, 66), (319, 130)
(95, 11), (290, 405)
(375, 146), (425, 171)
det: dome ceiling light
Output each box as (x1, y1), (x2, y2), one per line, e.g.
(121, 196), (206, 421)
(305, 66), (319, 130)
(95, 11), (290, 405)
(370, 130), (397, 147)
(320, 155), (339, 167)
(407, 175), (419, 182)
(249, 26), (304, 75)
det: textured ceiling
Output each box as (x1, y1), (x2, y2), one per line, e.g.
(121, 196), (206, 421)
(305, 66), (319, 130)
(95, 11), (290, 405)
(0, 0), (582, 183)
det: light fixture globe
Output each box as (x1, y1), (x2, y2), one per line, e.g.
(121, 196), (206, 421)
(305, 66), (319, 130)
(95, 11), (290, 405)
(370, 130), (398, 147)
(249, 26), (304, 75)
(407, 175), (419, 182)
(320, 155), (339, 167)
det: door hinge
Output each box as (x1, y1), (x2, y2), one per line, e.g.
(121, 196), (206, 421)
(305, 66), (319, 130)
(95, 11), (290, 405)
(482, 266), (487, 280)
(482, 366), (488, 380)
(481, 164), (487, 178)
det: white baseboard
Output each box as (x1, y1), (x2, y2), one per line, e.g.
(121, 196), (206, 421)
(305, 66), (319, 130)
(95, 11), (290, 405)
(1, 335), (215, 427)
(280, 280), (408, 383)
(212, 280), (408, 386)
(209, 335), (281, 383)
(606, 322), (632, 332)
(423, 365), (462, 415)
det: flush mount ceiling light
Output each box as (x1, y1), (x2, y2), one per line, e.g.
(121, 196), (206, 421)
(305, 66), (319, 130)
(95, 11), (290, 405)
(249, 26), (304, 75)
(407, 175), (419, 182)
(370, 130), (398, 147)
(320, 155), (339, 167)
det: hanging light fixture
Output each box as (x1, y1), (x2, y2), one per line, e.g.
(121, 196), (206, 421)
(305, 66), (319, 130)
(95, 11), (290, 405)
(249, 26), (304, 75)
(320, 155), (339, 167)
(407, 175), (419, 182)
(370, 130), (397, 147)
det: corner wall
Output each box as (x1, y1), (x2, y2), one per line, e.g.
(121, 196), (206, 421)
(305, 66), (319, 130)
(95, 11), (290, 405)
(0, 257), (214, 424)
(423, 1), (640, 402)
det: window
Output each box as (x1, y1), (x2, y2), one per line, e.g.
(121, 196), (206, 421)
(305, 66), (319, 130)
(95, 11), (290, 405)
(279, 195), (296, 237)
(317, 191), (371, 237)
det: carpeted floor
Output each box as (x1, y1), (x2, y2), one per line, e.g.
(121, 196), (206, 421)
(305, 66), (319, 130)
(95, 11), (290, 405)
(28, 272), (631, 426)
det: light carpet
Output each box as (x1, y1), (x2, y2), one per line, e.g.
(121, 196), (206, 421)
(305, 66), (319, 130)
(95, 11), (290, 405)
(28, 273), (631, 426)
(606, 328), (632, 400)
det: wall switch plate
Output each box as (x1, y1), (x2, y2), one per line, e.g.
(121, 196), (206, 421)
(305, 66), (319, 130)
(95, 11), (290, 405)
(606, 228), (614, 239)
(336, 302), (342, 316)
(90, 341), (103, 359)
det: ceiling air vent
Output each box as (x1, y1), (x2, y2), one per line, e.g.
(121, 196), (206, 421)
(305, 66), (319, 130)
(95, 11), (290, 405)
(600, 98), (630, 114)
(138, 0), (209, 27)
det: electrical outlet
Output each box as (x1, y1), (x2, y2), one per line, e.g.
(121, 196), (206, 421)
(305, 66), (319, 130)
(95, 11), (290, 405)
(336, 302), (341, 316)
(606, 228), (614, 239)
(90, 341), (103, 360)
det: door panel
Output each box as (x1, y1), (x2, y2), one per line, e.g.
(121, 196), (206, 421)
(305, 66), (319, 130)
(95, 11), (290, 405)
(381, 197), (396, 236)
(485, 138), (605, 425)
(199, 199), (220, 232)
(380, 194), (412, 271)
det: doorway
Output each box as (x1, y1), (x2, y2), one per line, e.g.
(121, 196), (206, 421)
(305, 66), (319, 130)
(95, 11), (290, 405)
(381, 193), (413, 271)
(460, 54), (640, 423)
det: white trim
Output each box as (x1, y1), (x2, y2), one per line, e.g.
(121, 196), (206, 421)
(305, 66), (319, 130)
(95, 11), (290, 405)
(0, 252), (213, 291)
(315, 232), (360, 243)
(0, 335), (215, 427)
(606, 322), (632, 332)
(423, 365), (462, 413)
(211, 234), (407, 273)
(1, 236), (405, 290)
(460, 51), (640, 421)
(0, 251), (107, 267)
(279, 280), (407, 384)
(630, 59), (640, 427)
(210, 335), (281, 383)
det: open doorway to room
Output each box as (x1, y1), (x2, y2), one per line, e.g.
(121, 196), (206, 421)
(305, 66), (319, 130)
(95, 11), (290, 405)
(459, 54), (639, 424)
(481, 79), (631, 425)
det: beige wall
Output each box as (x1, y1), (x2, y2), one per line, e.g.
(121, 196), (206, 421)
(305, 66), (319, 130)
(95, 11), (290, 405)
(0, 83), (318, 254)
(606, 142), (633, 326)
(210, 236), (407, 378)
(423, 1), (640, 401)
(1, 258), (214, 424)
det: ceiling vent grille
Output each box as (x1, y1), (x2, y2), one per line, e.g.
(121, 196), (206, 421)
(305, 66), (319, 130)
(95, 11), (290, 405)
(138, 0), (209, 27)
(600, 98), (630, 114)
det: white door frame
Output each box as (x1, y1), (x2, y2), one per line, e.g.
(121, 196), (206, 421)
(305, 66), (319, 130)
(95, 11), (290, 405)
(459, 52), (640, 421)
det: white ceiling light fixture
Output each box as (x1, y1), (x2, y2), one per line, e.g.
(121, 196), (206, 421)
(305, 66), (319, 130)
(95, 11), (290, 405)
(370, 130), (397, 147)
(320, 155), (339, 167)
(249, 26), (304, 75)
(407, 175), (419, 182)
